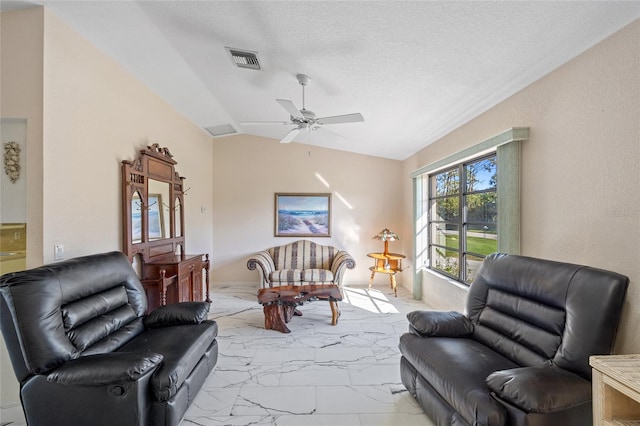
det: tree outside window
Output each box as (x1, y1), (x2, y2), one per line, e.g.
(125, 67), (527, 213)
(429, 154), (497, 284)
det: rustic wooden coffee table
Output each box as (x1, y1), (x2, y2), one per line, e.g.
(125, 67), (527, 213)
(257, 284), (342, 333)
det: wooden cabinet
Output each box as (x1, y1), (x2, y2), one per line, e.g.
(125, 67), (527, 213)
(142, 254), (210, 311)
(122, 145), (211, 313)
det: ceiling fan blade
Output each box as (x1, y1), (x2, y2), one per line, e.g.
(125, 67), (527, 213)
(276, 99), (304, 119)
(316, 113), (364, 125)
(280, 128), (301, 144)
(240, 121), (291, 125)
(315, 126), (346, 140)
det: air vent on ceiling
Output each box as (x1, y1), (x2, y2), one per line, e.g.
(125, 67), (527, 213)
(205, 124), (237, 137)
(225, 47), (261, 70)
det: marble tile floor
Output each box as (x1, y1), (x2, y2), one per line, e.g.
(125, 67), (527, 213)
(1, 284), (436, 426)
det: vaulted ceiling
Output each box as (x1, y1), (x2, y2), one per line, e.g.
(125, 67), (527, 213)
(4, 1), (640, 159)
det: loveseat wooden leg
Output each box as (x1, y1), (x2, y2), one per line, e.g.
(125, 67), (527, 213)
(263, 304), (291, 333)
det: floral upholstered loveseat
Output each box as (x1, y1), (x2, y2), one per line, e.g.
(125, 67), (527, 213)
(247, 239), (355, 289)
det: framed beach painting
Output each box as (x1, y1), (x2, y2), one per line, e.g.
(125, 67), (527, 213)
(275, 193), (331, 237)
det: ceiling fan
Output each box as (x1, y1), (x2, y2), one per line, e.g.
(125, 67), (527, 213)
(240, 73), (364, 143)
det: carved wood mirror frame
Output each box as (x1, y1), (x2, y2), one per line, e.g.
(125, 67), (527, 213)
(122, 144), (186, 262)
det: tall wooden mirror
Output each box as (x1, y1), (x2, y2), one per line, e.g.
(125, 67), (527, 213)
(122, 144), (209, 312)
(122, 144), (185, 257)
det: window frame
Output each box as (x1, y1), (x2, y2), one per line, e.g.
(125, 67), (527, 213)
(410, 127), (528, 298)
(427, 153), (497, 283)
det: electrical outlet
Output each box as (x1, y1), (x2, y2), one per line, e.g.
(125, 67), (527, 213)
(54, 244), (64, 261)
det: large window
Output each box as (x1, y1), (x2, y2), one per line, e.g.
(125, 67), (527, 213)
(411, 127), (528, 296)
(428, 154), (496, 283)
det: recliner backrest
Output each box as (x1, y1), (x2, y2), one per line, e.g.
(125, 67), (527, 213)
(466, 253), (628, 379)
(0, 251), (147, 383)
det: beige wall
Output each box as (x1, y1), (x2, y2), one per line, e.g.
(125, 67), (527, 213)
(2, 7), (214, 264)
(211, 134), (405, 285)
(0, 7), (44, 408)
(0, 8), (44, 269)
(40, 8), (214, 263)
(405, 20), (640, 354)
(1, 7), (214, 405)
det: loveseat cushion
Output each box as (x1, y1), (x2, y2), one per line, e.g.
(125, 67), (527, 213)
(399, 332), (518, 425)
(269, 269), (334, 284)
(486, 366), (592, 413)
(407, 310), (474, 337)
(302, 269), (334, 282)
(117, 320), (218, 401)
(270, 269), (303, 283)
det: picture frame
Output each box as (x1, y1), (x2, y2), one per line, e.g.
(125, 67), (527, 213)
(275, 193), (331, 237)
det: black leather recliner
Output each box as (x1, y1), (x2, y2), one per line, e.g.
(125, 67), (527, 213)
(0, 251), (218, 426)
(399, 253), (629, 426)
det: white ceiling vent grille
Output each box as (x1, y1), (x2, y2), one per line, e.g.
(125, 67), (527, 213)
(205, 124), (237, 137)
(225, 47), (261, 70)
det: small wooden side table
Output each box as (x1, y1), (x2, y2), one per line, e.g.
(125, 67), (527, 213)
(590, 354), (640, 425)
(367, 252), (405, 297)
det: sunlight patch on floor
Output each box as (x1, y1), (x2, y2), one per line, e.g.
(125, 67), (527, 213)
(342, 287), (399, 314)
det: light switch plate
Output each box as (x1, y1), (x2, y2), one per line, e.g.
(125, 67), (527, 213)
(54, 244), (64, 260)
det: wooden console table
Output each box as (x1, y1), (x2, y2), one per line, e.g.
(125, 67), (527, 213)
(590, 354), (640, 425)
(367, 252), (405, 297)
(141, 253), (210, 313)
(257, 284), (342, 333)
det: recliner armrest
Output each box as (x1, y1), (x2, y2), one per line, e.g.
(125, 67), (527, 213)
(406, 310), (474, 337)
(144, 301), (210, 328)
(486, 366), (592, 413)
(47, 352), (163, 385)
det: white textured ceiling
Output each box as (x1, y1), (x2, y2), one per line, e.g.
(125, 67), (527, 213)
(4, 1), (640, 160)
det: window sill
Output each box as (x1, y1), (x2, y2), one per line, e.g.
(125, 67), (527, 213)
(419, 266), (470, 292)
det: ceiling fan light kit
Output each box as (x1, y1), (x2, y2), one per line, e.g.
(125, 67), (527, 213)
(241, 73), (364, 144)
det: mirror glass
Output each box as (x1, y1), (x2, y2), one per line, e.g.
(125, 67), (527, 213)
(175, 197), (182, 237)
(131, 190), (143, 244)
(148, 179), (171, 241)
